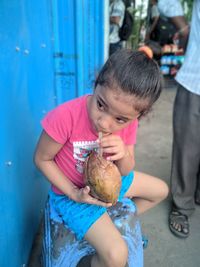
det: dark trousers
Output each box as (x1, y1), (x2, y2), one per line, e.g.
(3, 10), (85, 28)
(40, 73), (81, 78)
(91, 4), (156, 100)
(171, 84), (200, 216)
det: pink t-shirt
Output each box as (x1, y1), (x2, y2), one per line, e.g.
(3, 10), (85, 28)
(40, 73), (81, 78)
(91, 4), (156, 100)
(42, 95), (138, 194)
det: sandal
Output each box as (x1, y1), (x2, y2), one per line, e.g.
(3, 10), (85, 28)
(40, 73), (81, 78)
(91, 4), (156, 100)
(169, 211), (189, 238)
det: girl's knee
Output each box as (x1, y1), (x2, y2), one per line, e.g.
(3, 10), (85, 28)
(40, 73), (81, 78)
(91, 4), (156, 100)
(158, 180), (169, 201)
(104, 240), (128, 267)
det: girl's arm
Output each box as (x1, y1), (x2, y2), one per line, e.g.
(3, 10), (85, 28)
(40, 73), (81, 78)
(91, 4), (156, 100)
(34, 131), (76, 198)
(146, 15), (160, 40)
(34, 130), (112, 207)
(114, 145), (135, 176)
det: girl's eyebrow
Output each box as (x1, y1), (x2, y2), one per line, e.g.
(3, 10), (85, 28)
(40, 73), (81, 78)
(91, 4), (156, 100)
(98, 95), (133, 120)
(98, 96), (108, 108)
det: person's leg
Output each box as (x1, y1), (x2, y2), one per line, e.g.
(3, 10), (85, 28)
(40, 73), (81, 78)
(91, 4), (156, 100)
(85, 212), (128, 267)
(124, 171), (168, 214)
(171, 86), (200, 215)
(195, 169), (200, 204)
(170, 85), (200, 237)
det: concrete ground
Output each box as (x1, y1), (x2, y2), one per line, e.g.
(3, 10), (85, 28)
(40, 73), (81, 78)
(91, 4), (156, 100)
(28, 79), (200, 267)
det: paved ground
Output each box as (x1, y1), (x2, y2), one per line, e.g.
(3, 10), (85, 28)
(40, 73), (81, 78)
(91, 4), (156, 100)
(28, 80), (200, 267)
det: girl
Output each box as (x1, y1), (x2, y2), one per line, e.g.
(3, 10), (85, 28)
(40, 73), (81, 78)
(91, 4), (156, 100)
(34, 48), (168, 267)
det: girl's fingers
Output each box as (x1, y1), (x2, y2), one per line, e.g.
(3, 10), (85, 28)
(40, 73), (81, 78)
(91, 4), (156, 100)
(100, 139), (119, 148)
(82, 186), (90, 194)
(81, 187), (112, 207)
(106, 154), (122, 161)
(100, 134), (121, 146)
(89, 198), (112, 207)
(101, 146), (124, 160)
(101, 146), (119, 154)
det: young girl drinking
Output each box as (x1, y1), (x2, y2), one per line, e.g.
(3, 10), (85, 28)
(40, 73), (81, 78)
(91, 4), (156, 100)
(34, 48), (168, 267)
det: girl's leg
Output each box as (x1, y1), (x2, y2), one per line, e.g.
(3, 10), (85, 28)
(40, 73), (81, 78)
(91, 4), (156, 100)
(84, 212), (128, 267)
(125, 171), (169, 214)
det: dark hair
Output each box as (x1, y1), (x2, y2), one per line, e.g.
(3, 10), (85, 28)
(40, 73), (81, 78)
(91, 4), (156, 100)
(95, 49), (162, 116)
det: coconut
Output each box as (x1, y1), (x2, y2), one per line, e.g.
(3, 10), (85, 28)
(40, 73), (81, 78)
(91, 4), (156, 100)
(84, 151), (122, 204)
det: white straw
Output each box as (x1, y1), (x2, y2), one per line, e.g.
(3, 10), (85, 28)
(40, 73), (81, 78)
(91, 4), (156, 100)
(98, 132), (103, 156)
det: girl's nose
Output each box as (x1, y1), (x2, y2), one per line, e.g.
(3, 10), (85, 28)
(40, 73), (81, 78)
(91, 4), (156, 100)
(98, 114), (112, 132)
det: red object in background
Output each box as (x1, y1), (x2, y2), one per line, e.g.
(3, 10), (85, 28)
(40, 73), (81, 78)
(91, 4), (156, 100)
(170, 67), (178, 76)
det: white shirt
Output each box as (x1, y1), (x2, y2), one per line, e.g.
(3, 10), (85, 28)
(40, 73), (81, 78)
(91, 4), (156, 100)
(158, 0), (184, 17)
(109, 0), (125, 44)
(176, 0), (200, 95)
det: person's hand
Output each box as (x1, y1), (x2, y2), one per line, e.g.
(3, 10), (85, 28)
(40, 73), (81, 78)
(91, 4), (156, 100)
(173, 31), (179, 43)
(172, 25), (189, 51)
(98, 134), (127, 161)
(71, 185), (112, 207)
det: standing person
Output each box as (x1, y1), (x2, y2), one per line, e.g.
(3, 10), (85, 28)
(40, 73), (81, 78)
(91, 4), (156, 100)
(158, 0), (189, 50)
(168, 0), (199, 238)
(34, 48), (168, 267)
(109, 0), (125, 56)
(145, 0), (160, 42)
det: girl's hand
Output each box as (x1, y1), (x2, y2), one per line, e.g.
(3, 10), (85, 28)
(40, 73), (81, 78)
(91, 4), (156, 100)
(98, 134), (127, 161)
(71, 185), (112, 207)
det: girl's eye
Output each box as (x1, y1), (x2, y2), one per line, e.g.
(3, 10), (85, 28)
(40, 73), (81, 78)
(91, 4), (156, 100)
(97, 99), (105, 111)
(116, 118), (126, 124)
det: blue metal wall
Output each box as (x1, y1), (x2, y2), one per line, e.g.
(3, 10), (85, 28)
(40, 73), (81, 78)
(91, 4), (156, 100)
(52, 0), (106, 104)
(0, 1), (106, 266)
(0, 1), (55, 267)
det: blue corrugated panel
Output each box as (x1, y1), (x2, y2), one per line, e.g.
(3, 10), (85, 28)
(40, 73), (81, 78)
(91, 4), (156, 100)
(0, 1), (107, 266)
(0, 1), (55, 266)
(52, 0), (106, 104)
